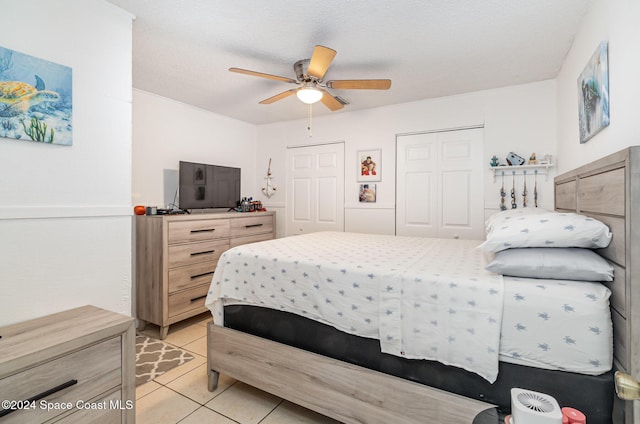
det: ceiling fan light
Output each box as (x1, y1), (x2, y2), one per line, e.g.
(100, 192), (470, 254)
(297, 87), (323, 104)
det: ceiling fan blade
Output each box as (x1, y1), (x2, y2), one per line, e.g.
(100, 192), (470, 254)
(259, 89), (298, 104)
(318, 89), (344, 111)
(327, 79), (392, 90)
(307, 45), (337, 79)
(229, 67), (297, 84)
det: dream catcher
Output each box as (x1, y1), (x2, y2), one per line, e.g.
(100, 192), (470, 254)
(499, 172), (507, 211)
(511, 171), (517, 209)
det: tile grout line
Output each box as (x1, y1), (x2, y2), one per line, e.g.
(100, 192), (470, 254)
(256, 399), (285, 423)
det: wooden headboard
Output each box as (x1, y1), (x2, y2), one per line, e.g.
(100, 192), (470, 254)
(554, 146), (640, 424)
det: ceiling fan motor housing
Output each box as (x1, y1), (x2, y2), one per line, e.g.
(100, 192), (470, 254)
(294, 59), (313, 82)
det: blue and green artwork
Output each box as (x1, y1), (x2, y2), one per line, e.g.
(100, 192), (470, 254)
(577, 41), (609, 144)
(0, 46), (72, 146)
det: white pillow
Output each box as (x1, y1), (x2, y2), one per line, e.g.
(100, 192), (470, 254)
(486, 247), (614, 281)
(485, 208), (550, 234)
(479, 211), (612, 253)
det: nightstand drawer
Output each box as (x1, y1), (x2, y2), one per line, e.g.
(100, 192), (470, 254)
(168, 239), (229, 268)
(169, 261), (217, 293)
(0, 337), (121, 423)
(230, 215), (273, 237)
(56, 390), (124, 424)
(168, 284), (210, 318)
(168, 219), (230, 244)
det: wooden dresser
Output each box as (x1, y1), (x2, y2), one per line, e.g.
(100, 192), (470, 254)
(0, 305), (135, 423)
(136, 211), (275, 338)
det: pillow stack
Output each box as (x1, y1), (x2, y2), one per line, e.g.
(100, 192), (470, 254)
(479, 208), (614, 282)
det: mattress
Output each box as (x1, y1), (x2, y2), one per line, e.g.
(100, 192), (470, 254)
(205, 231), (612, 381)
(500, 276), (612, 375)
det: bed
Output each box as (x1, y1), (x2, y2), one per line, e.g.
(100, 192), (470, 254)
(205, 146), (639, 424)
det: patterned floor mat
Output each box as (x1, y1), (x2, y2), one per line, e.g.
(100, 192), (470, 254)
(136, 335), (194, 386)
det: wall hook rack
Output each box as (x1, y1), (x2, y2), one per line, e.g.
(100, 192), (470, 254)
(490, 163), (553, 182)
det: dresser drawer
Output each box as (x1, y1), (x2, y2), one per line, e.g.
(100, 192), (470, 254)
(0, 337), (121, 423)
(168, 219), (230, 244)
(230, 215), (273, 237)
(56, 389), (125, 424)
(169, 261), (218, 293)
(168, 284), (210, 318)
(168, 239), (229, 269)
(230, 231), (274, 248)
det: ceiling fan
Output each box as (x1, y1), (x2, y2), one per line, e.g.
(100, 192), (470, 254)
(229, 45), (391, 111)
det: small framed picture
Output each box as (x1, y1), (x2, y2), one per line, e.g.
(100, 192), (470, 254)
(359, 184), (376, 203)
(357, 149), (381, 182)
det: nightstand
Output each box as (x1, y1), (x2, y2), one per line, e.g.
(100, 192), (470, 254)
(0, 305), (135, 423)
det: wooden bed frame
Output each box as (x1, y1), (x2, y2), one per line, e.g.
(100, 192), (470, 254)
(554, 146), (639, 424)
(207, 146), (639, 423)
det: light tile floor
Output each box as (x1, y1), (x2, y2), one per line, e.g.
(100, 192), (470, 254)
(136, 313), (342, 424)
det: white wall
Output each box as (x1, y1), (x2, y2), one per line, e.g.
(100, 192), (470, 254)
(0, 0), (134, 325)
(256, 80), (557, 237)
(132, 90), (257, 209)
(556, 0), (640, 172)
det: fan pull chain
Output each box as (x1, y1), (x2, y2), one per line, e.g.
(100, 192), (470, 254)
(307, 103), (313, 137)
(500, 172), (507, 211)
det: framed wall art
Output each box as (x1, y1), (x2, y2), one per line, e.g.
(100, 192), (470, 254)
(577, 41), (609, 144)
(357, 149), (381, 182)
(0, 45), (73, 146)
(359, 184), (376, 203)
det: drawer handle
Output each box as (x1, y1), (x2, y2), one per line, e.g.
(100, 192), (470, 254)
(0, 379), (78, 417)
(190, 250), (215, 257)
(245, 223), (263, 228)
(190, 295), (207, 303)
(191, 271), (214, 279)
(190, 228), (216, 233)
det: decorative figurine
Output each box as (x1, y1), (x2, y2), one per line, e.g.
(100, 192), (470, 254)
(528, 153), (538, 165)
(261, 158), (277, 199)
(490, 155), (500, 167)
(506, 152), (526, 166)
(539, 154), (552, 165)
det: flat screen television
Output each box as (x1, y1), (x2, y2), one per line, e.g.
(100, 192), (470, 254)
(178, 161), (241, 210)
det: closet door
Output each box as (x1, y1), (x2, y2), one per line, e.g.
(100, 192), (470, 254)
(286, 142), (345, 236)
(396, 132), (439, 237)
(396, 128), (483, 239)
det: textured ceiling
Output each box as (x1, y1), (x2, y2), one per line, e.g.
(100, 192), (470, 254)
(106, 0), (593, 125)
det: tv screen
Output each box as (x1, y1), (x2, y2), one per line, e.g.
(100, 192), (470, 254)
(211, 165), (241, 208)
(178, 161), (241, 210)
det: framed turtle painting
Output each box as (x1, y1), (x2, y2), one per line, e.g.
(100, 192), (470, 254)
(0, 46), (72, 146)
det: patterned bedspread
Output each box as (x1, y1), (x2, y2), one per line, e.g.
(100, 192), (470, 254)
(205, 231), (504, 382)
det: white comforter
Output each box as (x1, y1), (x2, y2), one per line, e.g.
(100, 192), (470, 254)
(205, 232), (504, 382)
